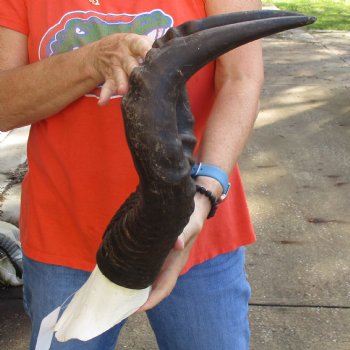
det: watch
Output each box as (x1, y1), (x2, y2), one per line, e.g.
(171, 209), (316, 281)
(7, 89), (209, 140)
(191, 163), (231, 202)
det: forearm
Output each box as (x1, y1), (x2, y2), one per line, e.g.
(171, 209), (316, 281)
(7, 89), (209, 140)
(195, 75), (262, 198)
(0, 44), (100, 131)
(198, 76), (262, 170)
(0, 31), (152, 132)
(195, 0), (264, 198)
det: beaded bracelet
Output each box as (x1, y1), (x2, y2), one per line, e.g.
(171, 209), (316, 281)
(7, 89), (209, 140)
(195, 184), (218, 219)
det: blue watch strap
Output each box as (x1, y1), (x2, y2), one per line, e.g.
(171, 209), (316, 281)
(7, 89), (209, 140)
(191, 163), (231, 199)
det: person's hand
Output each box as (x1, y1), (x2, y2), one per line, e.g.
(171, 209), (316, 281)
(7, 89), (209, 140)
(87, 33), (153, 105)
(137, 192), (211, 312)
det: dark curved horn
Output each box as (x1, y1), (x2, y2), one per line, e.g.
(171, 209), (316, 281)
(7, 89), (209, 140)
(97, 11), (316, 289)
(152, 11), (314, 164)
(150, 15), (316, 83)
(155, 10), (307, 47)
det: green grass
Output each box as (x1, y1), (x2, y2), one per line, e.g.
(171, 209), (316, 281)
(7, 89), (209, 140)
(266, 0), (350, 30)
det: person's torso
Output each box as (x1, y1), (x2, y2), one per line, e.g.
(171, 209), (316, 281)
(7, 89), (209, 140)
(19, 0), (255, 272)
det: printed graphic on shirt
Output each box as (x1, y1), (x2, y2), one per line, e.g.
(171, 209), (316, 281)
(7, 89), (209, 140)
(39, 10), (173, 98)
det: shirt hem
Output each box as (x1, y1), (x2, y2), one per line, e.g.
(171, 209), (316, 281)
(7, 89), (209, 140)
(22, 236), (256, 275)
(22, 244), (96, 272)
(180, 236), (256, 275)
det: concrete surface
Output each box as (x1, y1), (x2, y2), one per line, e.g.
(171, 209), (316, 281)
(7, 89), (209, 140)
(241, 27), (350, 349)
(1, 27), (349, 350)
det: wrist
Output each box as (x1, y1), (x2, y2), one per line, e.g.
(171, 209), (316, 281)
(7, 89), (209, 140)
(191, 163), (232, 218)
(195, 185), (218, 219)
(191, 163), (231, 202)
(82, 42), (105, 85)
(195, 176), (223, 200)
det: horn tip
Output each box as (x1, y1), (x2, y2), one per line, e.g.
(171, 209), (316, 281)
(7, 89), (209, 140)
(307, 16), (317, 24)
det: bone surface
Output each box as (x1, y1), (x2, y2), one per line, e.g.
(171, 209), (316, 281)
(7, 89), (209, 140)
(54, 266), (150, 341)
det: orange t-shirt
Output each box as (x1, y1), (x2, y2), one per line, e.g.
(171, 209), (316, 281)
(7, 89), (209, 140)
(0, 0), (255, 274)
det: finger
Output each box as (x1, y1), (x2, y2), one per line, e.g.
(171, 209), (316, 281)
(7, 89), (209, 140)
(173, 234), (185, 251)
(98, 78), (117, 106)
(122, 56), (140, 76)
(137, 56), (145, 65)
(112, 66), (129, 96)
(137, 268), (178, 312)
(129, 35), (153, 58)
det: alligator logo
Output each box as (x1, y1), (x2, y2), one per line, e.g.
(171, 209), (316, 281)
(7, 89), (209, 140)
(39, 9), (173, 98)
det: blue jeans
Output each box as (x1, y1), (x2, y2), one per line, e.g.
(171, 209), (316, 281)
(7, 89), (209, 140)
(23, 248), (251, 350)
